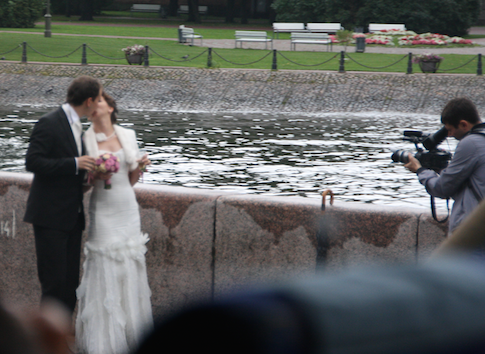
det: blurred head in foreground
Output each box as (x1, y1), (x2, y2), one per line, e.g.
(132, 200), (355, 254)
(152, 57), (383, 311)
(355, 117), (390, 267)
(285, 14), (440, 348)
(0, 298), (72, 354)
(135, 257), (485, 354)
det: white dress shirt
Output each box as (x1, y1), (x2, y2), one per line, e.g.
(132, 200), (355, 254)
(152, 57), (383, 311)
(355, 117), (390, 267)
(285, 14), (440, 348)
(62, 103), (82, 173)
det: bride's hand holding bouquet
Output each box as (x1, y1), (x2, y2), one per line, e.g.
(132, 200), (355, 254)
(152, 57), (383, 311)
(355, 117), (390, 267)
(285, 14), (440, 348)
(87, 153), (120, 189)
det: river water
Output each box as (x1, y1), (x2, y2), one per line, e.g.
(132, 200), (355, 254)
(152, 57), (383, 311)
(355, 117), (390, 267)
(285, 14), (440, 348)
(0, 107), (457, 212)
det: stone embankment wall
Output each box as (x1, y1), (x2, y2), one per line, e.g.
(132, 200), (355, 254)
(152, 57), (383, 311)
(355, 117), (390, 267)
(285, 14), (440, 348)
(0, 63), (467, 319)
(1, 63), (485, 113)
(0, 172), (447, 319)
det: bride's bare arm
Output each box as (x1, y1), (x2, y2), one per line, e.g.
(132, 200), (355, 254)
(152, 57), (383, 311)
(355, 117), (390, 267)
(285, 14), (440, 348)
(129, 168), (141, 186)
(130, 154), (150, 186)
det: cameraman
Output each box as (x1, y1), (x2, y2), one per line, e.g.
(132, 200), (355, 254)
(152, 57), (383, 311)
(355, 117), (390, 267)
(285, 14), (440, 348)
(405, 97), (485, 233)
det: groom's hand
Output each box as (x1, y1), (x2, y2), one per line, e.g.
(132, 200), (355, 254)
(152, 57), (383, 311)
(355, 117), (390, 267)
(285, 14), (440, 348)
(78, 155), (96, 171)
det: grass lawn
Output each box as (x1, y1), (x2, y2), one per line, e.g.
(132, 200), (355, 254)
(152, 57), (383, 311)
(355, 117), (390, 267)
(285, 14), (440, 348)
(0, 33), (480, 73)
(0, 17), (482, 74)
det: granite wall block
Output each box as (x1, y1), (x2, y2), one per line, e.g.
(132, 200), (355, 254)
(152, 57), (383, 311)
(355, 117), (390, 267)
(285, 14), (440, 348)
(214, 195), (321, 297)
(416, 213), (449, 262)
(0, 172), (38, 309)
(321, 204), (421, 271)
(130, 184), (222, 318)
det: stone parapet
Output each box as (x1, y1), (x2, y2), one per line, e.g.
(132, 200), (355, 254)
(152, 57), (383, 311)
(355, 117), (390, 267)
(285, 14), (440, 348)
(0, 171), (447, 318)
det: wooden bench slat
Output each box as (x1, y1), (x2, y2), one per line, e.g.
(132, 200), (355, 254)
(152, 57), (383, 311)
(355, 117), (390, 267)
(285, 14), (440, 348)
(180, 27), (203, 46)
(178, 5), (208, 15)
(290, 32), (332, 51)
(130, 4), (164, 17)
(306, 23), (343, 33)
(235, 31), (272, 49)
(272, 23), (306, 38)
(368, 23), (406, 33)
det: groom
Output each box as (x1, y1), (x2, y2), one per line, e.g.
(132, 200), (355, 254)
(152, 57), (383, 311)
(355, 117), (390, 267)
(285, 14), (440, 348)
(24, 76), (102, 315)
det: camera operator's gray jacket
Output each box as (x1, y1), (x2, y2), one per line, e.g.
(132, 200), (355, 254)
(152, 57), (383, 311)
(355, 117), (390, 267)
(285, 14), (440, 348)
(417, 124), (485, 233)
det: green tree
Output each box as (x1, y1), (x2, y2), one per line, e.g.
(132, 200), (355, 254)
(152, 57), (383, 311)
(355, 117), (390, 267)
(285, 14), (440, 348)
(0, 0), (43, 28)
(272, 0), (327, 22)
(49, 0), (114, 17)
(272, 0), (480, 36)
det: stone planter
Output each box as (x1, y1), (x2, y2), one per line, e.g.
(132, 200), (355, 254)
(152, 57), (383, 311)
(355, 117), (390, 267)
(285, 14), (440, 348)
(126, 54), (144, 65)
(418, 60), (441, 73)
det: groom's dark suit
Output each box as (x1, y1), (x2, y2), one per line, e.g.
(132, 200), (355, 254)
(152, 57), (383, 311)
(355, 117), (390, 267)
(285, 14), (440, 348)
(24, 107), (86, 314)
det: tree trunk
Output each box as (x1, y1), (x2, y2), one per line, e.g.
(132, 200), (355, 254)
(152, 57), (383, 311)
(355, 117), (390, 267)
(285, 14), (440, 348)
(188, 0), (200, 23)
(79, 0), (94, 21)
(66, 0), (70, 17)
(267, 0), (276, 24)
(226, 0), (235, 23)
(169, 0), (178, 17)
(241, 0), (249, 24)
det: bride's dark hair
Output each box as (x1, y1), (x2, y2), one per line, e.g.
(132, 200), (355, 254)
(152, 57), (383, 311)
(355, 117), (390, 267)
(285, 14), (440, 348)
(103, 92), (118, 124)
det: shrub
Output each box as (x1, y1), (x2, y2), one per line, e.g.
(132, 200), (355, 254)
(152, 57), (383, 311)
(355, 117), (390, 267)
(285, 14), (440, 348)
(0, 0), (43, 28)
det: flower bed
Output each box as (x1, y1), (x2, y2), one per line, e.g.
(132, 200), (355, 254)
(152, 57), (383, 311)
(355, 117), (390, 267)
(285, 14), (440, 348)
(339, 30), (475, 47)
(399, 33), (473, 46)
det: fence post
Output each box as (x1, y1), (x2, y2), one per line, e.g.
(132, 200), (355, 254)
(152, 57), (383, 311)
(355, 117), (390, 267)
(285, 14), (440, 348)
(272, 49), (277, 70)
(207, 47), (212, 68)
(144, 45), (149, 67)
(81, 44), (87, 65)
(21, 42), (27, 63)
(478, 54), (482, 76)
(407, 52), (413, 74)
(338, 51), (345, 73)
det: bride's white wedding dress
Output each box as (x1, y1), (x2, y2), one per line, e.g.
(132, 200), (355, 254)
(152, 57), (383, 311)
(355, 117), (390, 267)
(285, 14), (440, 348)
(76, 149), (153, 354)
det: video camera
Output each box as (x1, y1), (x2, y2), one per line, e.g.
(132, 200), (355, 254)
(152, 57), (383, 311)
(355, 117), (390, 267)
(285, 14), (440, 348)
(391, 127), (452, 172)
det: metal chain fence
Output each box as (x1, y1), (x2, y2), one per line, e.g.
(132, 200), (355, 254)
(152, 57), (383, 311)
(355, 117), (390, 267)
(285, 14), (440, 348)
(212, 49), (272, 65)
(345, 53), (408, 69)
(6, 42), (484, 75)
(0, 44), (21, 56)
(437, 55), (478, 72)
(26, 43), (82, 59)
(277, 51), (339, 67)
(150, 47), (208, 62)
(86, 45), (125, 60)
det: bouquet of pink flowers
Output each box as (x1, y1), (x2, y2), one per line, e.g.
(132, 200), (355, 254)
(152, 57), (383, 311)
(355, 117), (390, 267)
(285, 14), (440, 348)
(89, 153), (120, 189)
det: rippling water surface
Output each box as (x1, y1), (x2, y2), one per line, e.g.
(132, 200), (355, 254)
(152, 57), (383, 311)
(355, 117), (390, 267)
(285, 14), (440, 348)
(0, 107), (457, 211)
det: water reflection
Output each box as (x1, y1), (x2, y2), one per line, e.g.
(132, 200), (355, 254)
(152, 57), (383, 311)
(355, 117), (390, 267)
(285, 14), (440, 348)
(0, 108), (457, 212)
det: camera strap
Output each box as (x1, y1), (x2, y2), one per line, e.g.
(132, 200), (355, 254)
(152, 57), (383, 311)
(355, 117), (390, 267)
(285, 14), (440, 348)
(430, 196), (449, 223)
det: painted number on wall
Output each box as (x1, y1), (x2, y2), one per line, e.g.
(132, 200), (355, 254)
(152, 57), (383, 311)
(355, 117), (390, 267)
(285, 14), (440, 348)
(1, 210), (16, 239)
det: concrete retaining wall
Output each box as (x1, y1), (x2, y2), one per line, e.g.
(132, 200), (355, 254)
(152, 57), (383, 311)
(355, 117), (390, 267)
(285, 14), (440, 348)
(0, 171), (447, 318)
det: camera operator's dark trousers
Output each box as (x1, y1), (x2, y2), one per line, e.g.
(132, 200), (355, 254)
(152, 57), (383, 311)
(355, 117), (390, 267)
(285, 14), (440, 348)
(33, 216), (83, 315)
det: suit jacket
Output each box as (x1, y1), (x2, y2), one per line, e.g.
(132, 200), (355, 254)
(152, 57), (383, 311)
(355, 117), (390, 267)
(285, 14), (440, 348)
(24, 107), (86, 231)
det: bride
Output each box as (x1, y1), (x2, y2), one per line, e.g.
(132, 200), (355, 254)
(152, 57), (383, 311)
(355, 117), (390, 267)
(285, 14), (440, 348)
(76, 92), (153, 354)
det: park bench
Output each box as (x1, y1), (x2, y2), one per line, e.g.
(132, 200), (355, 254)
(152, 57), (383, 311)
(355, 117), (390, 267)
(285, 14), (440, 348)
(272, 23), (306, 38)
(306, 23), (343, 34)
(180, 27), (203, 46)
(178, 5), (208, 15)
(235, 31), (273, 49)
(130, 4), (164, 18)
(290, 32), (332, 51)
(368, 23), (406, 33)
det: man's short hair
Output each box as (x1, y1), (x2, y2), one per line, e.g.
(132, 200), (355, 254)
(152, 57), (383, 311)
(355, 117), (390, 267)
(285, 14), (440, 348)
(66, 76), (101, 106)
(441, 97), (480, 128)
